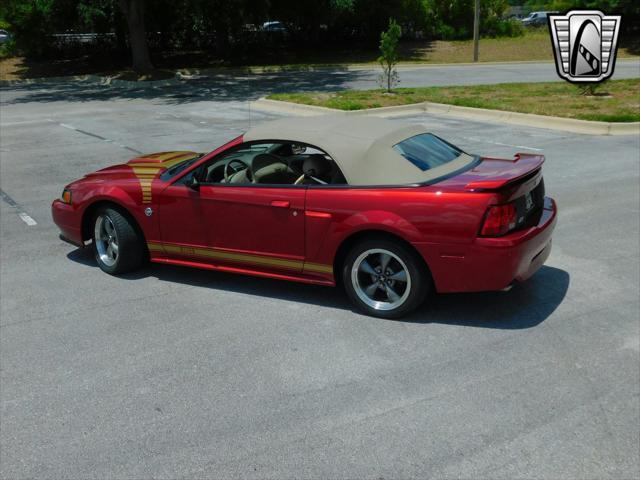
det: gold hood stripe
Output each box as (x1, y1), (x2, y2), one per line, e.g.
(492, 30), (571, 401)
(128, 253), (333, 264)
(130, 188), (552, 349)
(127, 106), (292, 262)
(130, 152), (200, 204)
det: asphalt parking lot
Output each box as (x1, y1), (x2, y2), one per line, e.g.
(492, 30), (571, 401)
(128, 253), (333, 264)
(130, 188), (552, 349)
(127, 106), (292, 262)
(1, 79), (639, 478)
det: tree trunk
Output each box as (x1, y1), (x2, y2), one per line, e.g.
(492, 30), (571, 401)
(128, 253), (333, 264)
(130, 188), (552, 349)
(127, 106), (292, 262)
(387, 65), (391, 93)
(119, 0), (153, 73)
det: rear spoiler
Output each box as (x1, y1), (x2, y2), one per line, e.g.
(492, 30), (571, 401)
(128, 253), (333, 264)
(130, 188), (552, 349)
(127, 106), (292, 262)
(465, 153), (545, 191)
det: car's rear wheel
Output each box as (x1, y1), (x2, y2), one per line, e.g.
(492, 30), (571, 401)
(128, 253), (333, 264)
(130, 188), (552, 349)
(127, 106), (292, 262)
(342, 238), (431, 319)
(92, 207), (145, 275)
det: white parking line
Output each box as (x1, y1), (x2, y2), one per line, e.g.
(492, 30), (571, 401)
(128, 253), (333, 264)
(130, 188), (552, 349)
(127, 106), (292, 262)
(0, 189), (37, 226)
(0, 120), (53, 127)
(18, 212), (38, 226)
(51, 120), (142, 154)
(462, 136), (543, 151)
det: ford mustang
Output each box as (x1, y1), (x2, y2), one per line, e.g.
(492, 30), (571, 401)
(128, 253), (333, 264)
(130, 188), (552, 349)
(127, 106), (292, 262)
(52, 116), (557, 318)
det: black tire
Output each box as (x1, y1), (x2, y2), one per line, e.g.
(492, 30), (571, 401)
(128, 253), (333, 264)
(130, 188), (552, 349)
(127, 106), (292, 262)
(342, 237), (431, 319)
(91, 206), (145, 275)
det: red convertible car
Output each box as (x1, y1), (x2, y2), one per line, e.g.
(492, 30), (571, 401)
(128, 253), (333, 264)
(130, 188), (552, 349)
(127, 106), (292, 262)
(52, 116), (557, 318)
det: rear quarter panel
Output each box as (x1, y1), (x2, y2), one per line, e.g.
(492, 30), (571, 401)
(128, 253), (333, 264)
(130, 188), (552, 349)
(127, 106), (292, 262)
(305, 186), (491, 276)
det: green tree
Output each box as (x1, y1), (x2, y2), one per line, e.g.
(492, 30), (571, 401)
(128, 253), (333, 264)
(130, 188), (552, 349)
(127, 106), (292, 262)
(426, 0), (517, 39)
(378, 18), (401, 93)
(1, 0), (58, 56)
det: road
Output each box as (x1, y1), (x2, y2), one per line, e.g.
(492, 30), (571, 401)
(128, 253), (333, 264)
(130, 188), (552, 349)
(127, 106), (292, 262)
(2, 59), (639, 101)
(342, 58), (640, 88)
(1, 77), (639, 479)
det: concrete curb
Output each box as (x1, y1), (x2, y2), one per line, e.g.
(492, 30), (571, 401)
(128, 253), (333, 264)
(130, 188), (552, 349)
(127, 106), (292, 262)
(250, 98), (640, 136)
(158, 58), (640, 76)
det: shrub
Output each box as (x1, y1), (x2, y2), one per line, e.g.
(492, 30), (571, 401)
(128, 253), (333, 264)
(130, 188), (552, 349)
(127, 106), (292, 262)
(378, 18), (401, 93)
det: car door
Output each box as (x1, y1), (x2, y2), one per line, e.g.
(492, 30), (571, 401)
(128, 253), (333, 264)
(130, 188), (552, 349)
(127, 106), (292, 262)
(197, 184), (306, 273)
(156, 181), (208, 252)
(157, 140), (307, 274)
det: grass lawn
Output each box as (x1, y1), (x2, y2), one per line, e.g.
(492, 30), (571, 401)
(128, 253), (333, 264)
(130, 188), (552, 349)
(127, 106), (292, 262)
(268, 79), (640, 122)
(397, 29), (638, 64)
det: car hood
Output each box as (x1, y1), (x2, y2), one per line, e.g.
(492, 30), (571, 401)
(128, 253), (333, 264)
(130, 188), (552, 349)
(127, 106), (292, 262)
(79, 151), (201, 182)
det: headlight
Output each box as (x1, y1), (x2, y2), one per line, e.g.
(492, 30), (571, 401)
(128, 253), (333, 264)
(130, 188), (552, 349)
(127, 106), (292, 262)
(60, 188), (72, 204)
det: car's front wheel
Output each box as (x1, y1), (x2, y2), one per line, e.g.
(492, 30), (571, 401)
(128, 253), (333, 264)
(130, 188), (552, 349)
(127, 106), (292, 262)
(92, 207), (145, 275)
(342, 238), (431, 319)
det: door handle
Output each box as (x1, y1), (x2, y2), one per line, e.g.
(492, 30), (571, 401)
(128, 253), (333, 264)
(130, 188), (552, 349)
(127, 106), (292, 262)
(270, 200), (290, 208)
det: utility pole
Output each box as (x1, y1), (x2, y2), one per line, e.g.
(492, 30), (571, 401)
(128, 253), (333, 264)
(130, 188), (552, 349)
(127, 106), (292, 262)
(473, 0), (480, 62)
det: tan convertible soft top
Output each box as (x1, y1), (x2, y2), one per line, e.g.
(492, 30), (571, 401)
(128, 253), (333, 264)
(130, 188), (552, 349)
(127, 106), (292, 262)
(243, 116), (474, 185)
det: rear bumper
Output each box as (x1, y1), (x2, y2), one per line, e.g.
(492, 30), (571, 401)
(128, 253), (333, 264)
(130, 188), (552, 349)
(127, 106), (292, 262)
(416, 197), (557, 293)
(51, 199), (84, 247)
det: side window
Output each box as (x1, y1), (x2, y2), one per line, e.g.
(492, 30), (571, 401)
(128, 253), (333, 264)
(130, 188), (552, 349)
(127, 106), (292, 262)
(200, 143), (274, 185)
(198, 141), (347, 186)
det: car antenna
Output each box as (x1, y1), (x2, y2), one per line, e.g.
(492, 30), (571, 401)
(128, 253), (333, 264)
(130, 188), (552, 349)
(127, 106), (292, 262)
(247, 71), (252, 128)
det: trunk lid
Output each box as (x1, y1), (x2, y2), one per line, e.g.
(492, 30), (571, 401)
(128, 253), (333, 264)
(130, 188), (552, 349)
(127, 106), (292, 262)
(437, 153), (545, 191)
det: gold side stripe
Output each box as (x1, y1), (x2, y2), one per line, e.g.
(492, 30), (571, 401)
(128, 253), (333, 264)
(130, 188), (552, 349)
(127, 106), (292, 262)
(161, 244), (302, 270)
(132, 168), (159, 203)
(303, 262), (334, 274)
(147, 242), (333, 274)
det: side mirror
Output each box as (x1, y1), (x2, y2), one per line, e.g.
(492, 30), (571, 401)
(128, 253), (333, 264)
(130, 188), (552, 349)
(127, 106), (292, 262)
(185, 175), (200, 191)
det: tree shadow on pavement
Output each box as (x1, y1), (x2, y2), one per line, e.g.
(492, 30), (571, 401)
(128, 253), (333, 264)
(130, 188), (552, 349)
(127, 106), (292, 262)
(1, 68), (369, 106)
(68, 247), (569, 330)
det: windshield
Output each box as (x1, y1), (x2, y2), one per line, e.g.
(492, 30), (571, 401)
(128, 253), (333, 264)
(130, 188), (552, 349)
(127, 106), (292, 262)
(160, 155), (203, 181)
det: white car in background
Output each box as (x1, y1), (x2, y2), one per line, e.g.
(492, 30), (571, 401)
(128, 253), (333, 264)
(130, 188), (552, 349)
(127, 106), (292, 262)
(0, 30), (11, 44)
(262, 21), (287, 33)
(521, 11), (558, 27)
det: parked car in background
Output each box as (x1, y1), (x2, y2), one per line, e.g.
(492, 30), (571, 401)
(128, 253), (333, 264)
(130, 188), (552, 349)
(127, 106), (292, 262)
(521, 12), (558, 26)
(262, 21), (287, 33)
(0, 30), (11, 44)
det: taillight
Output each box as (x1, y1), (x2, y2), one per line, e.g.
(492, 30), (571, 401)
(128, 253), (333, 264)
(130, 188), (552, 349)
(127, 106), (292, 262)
(480, 203), (517, 236)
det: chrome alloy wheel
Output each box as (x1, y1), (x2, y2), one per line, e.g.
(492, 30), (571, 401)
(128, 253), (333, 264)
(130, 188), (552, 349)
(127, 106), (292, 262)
(351, 248), (412, 311)
(94, 214), (119, 267)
